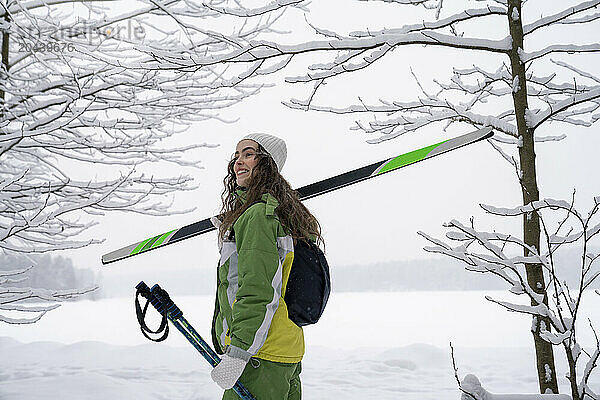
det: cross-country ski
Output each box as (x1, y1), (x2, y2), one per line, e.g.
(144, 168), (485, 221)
(101, 127), (493, 265)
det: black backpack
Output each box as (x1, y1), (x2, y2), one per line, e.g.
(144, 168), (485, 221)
(228, 201), (331, 327)
(285, 238), (330, 327)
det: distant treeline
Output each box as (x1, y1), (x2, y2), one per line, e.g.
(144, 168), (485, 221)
(0, 253), (100, 299)
(1, 246), (595, 299)
(333, 246), (599, 292)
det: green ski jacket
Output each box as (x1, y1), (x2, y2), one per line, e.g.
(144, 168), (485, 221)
(212, 192), (304, 363)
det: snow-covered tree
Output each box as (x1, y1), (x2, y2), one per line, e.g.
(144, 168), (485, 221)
(426, 195), (600, 400)
(133, 0), (600, 393)
(0, 0), (302, 322)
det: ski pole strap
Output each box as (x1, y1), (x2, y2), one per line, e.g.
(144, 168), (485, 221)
(134, 282), (256, 400)
(135, 281), (174, 342)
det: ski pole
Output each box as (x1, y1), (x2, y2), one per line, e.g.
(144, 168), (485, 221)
(135, 281), (256, 400)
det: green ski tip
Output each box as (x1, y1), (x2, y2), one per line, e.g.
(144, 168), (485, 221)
(376, 141), (446, 175)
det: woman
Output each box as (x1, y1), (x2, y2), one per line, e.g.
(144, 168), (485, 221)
(210, 133), (322, 400)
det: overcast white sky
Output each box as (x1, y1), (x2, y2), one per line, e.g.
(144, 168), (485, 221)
(60, 0), (600, 277)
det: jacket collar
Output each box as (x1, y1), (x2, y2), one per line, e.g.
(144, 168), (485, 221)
(235, 189), (279, 215)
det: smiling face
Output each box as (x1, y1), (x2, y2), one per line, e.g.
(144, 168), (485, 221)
(233, 139), (260, 188)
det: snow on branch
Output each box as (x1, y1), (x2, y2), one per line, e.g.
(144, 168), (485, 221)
(6, 0), (118, 15)
(285, 68), (518, 141)
(523, 44), (600, 63)
(111, 0), (599, 161)
(142, 32), (511, 72)
(281, 52), (522, 143)
(285, 43), (394, 83)
(349, 6), (507, 37)
(422, 194), (600, 399)
(488, 137), (519, 170)
(0, 0), (292, 320)
(552, 60), (600, 85)
(534, 134), (567, 143)
(0, 266), (97, 324)
(523, 0), (600, 36)
(526, 87), (600, 129)
(561, 10), (600, 26)
(1, 0), (294, 256)
(0, 266), (33, 286)
(484, 295), (550, 317)
(201, 0), (307, 17)
(481, 199), (575, 217)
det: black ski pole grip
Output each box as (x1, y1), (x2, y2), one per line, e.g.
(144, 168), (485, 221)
(135, 281), (183, 319)
(136, 281), (151, 297)
(150, 284), (183, 319)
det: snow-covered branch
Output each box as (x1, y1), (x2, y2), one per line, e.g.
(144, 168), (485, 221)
(349, 6), (507, 37)
(201, 0), (307, 17)
(1, 0), (295, 257)
(0, 266), (97, 324)
(523, 0), (600, 36)
(118, 0), (600, 161)
(0, 0), (297, 321)
(526, 87), (600, 129)
(523, 44), (600, 64)
(139, 33), (510, 74)
(421, 195), (600, 399)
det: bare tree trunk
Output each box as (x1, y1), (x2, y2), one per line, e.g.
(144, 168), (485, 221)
(507, 0), (559, 394)
(1, 0), (8, 122)
(1, 13), (8, 110)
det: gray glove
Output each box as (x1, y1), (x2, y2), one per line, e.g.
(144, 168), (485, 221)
(211, 347), (250, 390)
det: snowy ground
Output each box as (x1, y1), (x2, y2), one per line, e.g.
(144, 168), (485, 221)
(0, 338), (542, 400)
(1, 291), (598, 399)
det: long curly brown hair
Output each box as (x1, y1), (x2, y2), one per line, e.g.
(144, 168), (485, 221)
(218, 145), (323, 247)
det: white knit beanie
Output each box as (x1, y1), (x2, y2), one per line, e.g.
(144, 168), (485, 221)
(241, 133), (287, 172)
